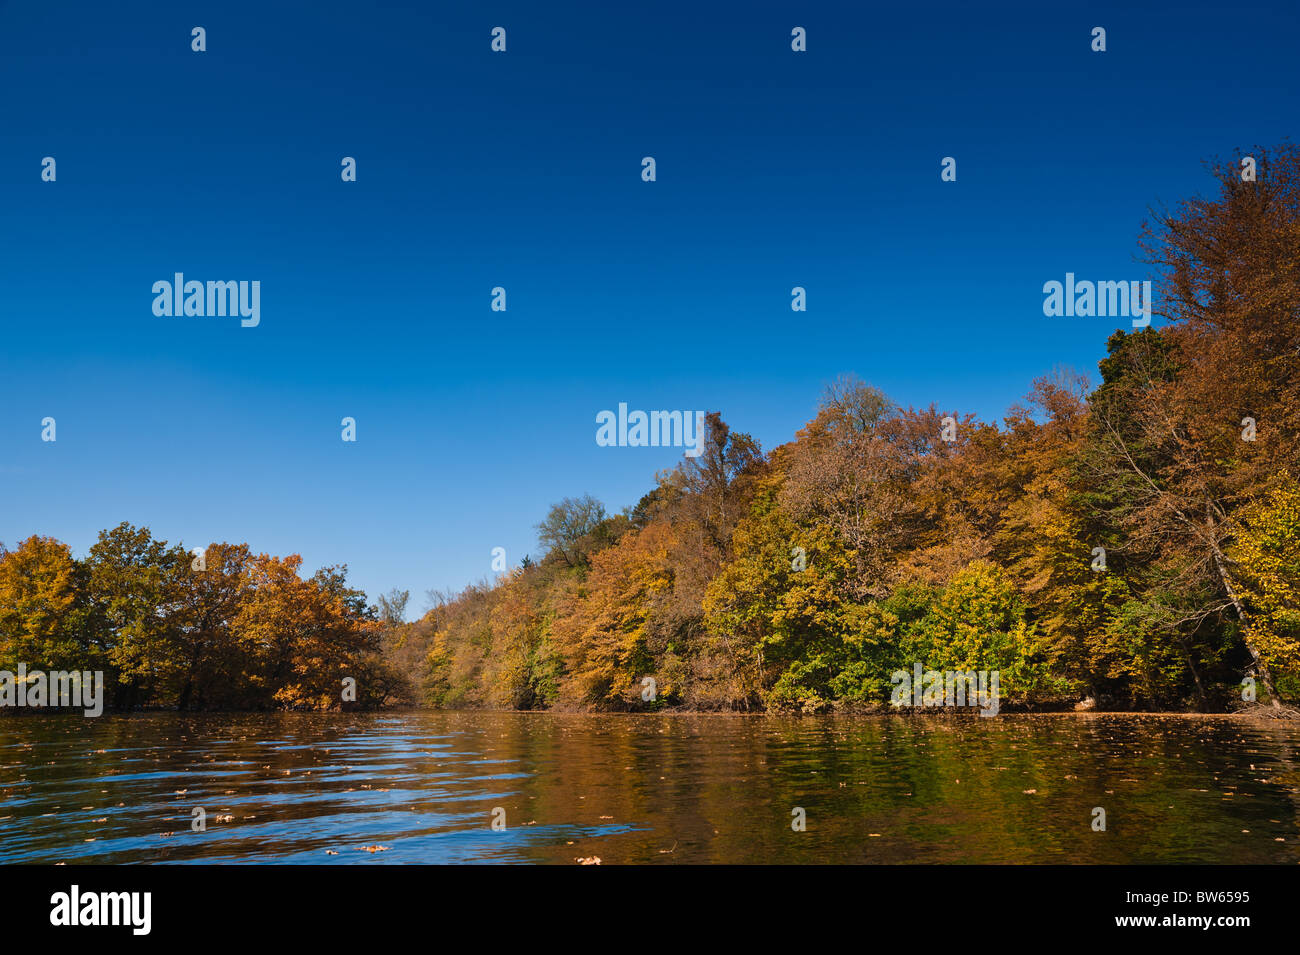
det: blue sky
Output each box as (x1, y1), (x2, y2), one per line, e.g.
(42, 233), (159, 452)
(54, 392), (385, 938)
(2, 1), (1297, 616)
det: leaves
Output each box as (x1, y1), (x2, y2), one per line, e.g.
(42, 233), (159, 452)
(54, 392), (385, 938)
(0, 527), (386, 711)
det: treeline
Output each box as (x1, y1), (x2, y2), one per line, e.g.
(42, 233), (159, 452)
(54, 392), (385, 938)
(5, 147), (1297, 716)
(387, 145), (1300, 713)
(0, 528), (405, 711)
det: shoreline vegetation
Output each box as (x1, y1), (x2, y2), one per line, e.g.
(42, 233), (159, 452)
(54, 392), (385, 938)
(3, 146), (1298, 718)
(1, 703), (1295, 722)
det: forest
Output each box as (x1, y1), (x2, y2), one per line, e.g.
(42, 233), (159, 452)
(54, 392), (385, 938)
(2, 146), (1297, 714)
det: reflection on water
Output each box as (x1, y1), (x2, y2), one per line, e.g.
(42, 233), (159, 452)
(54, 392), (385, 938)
(1, 712), (1298, 864)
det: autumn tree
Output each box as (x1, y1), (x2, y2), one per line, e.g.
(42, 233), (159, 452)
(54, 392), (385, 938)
(84, 523), (187, 708)
(0, 537), (94, 677)
(1227, 476), (1300, 699)
(233, 554), (382, 710)
(1085, 148), (1300, 706)
(169, 541), (252, 709)
(553, 523), (682, 708)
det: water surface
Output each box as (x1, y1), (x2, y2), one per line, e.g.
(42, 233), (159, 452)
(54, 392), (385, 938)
(2, 712), (1298, 864)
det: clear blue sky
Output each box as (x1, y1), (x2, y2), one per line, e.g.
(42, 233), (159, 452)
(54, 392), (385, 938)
(2, 1), (1297, 616)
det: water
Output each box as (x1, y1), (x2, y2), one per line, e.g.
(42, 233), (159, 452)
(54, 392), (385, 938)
(1, 712), (1298, 864)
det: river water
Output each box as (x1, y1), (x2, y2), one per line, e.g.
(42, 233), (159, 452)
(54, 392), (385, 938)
(2, 711), (1297, 864)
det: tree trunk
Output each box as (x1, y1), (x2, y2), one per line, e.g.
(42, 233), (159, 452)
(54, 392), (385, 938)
(1207, 507), (1282, 708)
(1174, 632), (1210, 711)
